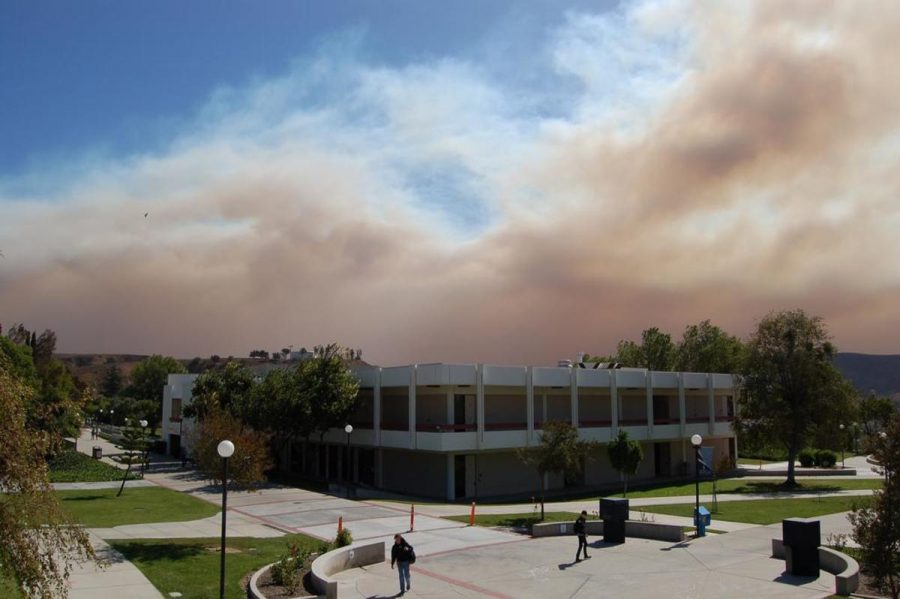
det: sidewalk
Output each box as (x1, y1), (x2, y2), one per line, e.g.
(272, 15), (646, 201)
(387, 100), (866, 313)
(65, 534), (162, 599)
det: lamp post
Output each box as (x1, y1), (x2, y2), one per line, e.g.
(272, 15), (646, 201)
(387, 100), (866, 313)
(217, 440), (235, 599)
(139, 419), (148, 474)
(879, 431), (889, 485)
(691, 434), (703, 535)
(344, 424), (353, 498)
(839, 424), (846, 468)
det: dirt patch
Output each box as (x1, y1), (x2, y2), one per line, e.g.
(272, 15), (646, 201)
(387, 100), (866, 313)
(205, 545), (243, 554)
(254, 565), (318, 599)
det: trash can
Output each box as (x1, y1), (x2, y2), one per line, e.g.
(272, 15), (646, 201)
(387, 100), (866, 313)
(694, 506), (711, 537)
(782, 518), (820, 576)
(600, 497), (629, 543)
(92, 446), (102, 460)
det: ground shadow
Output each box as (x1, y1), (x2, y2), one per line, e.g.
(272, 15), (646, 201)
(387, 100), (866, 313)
(773, 572), (820, 585)
(111, 541), (206, 563)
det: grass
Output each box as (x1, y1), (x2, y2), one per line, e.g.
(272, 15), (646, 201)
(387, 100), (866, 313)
(56, 487), (219, 527)
(640, 496), (873, 525)
(600, 477), (881, 499)
(0, 572), (22, 598)
(445, 511), (582, 530)
(48, 449), (136, 483)
(111, 534), (322, 599)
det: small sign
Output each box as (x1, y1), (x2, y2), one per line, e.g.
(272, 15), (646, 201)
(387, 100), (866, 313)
(560, 524), (567, 533)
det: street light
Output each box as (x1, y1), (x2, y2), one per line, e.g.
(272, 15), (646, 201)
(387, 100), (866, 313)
(217, 440), (235, 599)
(879, 432), (889, 485)
(139, 420), (148, 474)
(344, 424), (353, 498)
(839, 424), (846, 468)
(691, 434), (703, 536)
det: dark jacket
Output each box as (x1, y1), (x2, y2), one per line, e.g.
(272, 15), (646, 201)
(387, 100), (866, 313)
(574, 516), (586, 535)
(391, 540), (414, 565)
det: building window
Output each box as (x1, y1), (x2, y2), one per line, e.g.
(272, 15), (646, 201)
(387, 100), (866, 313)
(172, 398), (182, 421)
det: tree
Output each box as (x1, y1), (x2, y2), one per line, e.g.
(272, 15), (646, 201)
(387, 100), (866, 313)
(858, 392), (896, 437)
(249, 349), (270, 360)
(189, 407), (272, 489)
(675, 320), (746, 373)
(613, 327), (676, 370)
(254, 366), (315, 467)
(304, 344), (360, 453)
(736, 309), (854, 486)
(101, 363), (124, 397)
(849, 414), (900, 598)
(0, 351), (94, 598)
(127, 355), (187, 429)
(116, 419), (150, 497)
(607, 430), (644, 497)
(185, 361), (258, 424)
(517, 421), (597, 519)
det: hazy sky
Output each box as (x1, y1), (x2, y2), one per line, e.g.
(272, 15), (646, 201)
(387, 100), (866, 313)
(2, 0), (899, 365)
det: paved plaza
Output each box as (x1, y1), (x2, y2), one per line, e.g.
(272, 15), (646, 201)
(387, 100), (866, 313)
(333, 526), (836, 599)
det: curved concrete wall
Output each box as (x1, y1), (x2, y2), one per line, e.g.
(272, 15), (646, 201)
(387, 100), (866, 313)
(532, 520), (684, 543)
(310, 541), (385, 599)
(771, 539), (859, 596)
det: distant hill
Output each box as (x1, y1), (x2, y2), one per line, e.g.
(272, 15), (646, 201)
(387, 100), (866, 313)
(834, 352), (900, 399)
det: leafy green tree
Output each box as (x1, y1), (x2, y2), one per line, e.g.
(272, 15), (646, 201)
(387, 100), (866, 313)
(607, 429), (644, 497)
(736, 309), (854, 486)
(116, 419), (150, 496)
(675, 320), (746, 373)
(100, 363), (124, 397)
(849, 414), (900, 599)
(859, 392), (897, 437)
(185, 361), (258, 423)
(305, 344), (360, 450)
(1, 351), (94, 598)
(254, 366), (315, 466)
(127, 355), (187, 428)
(613, 328), (676, 370)
(517, 421), (598, 519)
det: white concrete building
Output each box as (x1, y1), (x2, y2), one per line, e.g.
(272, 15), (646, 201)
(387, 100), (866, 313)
(162, 363), (738, 501)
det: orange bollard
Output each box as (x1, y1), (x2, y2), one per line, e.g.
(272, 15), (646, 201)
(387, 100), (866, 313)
(338, 516), (343, 535)
(409, 504), (415, 532)
(469, 501), (476, 526)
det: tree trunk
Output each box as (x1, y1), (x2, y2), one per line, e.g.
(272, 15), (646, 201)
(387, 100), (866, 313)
(540, 472), (545, 521)
(623, 474), (628, 498)
(117, 459), (132, 497)
(786, 445), (797, 487)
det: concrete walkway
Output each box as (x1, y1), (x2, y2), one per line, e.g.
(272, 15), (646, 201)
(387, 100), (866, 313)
(334, 525), (836, 599)
(65, 534), (162, 599)
(53, 480), (156, 491)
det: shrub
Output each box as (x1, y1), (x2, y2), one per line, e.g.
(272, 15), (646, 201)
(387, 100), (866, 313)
(814, 449), (837, 468)
(798, 449), (815, 468)
(270, 541), (310, 592)
(334, 527), (353, 548)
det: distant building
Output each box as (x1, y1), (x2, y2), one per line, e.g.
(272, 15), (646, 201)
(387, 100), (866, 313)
(162, 362), (738, 500)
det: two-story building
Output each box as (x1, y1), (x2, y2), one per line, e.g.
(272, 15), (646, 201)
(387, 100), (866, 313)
(163, 362), (738, 501)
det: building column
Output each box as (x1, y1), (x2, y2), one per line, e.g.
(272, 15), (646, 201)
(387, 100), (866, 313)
(446, 454), (455, 501)
(409, 366), (417, 449)
(610, 371), (619, 433)
(375, 448), (384, 488)
(476, 364), (484, 449)
(570, 368), (579, 428)
(447, 389), (454, 428)
(374, 368), (382, 447)
(526, 367), (534, 446)
(646, 372), (654, 433)
(707, 374), (715, 436)
(677, 373), (686, 438)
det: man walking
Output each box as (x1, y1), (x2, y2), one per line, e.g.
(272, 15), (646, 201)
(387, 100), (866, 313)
(391, 533), (415, 594)
(575, 510), (590, 561)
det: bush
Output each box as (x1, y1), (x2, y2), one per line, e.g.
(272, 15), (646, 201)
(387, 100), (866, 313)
(270, 541), (310, 592)
(48, 449), (135, 482)
(333, 527), (353, 548)
(798, 449), (815, 468)
(814, 449), (837, 468)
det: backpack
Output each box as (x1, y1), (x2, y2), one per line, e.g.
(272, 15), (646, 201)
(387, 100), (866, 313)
(407, 544), (416, 564)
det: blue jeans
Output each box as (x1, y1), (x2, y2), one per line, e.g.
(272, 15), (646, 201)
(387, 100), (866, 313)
(397, 561), (411, 591)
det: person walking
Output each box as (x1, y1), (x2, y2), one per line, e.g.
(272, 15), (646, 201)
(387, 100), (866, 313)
(574, 510), (590, 561)
(391, 533), (415, 594)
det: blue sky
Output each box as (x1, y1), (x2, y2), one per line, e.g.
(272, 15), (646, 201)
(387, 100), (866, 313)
(2, 1), (899, 362)
(0, 0), (606, 179)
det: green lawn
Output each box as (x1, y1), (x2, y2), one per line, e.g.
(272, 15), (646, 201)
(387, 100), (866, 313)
(48, 449), (136, 483)
(600, 478), (881, 500)
(640, 496), (873, 525)
(111, 535), (322, 599)
(445, 511), (582, 530)
(56, 487), (219, 527)
(0, 572), (22, 598)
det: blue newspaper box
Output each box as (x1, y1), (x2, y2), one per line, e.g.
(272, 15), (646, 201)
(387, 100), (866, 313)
(694, 506), (711, 537)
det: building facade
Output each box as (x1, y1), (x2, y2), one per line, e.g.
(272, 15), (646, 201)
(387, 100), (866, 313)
(163, 363), (738, 501)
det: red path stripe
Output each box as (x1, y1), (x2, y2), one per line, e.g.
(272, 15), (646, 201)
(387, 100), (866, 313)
(411, 565), (515, 599)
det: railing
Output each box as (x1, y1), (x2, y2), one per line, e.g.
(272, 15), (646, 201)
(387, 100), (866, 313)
(715, 415), (735, 422)
(686, 416), (710, 423)
(653, 417), (679, 425)
(619, 418), (648, 426)
(484, 422), (528, 431)
(415, 423), (476, 432)
(380, 420), (409, 431)
(350, 421), (375, 429)
(579, 419), (612, 427)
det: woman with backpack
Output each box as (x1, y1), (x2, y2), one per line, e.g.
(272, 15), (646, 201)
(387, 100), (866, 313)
(391, 533), (415, 594)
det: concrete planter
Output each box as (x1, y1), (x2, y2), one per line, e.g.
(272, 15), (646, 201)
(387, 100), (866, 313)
(532, 519), (684, 543)
(771, 538), (859, 596)
(309, 541), (386, 599)
(246, 562), (318, 599)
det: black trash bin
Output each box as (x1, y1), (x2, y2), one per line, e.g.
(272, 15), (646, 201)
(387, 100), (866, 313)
(92, 446), (102, 460)
(782, 518), (820, 577)
(600, 497), (629, 543)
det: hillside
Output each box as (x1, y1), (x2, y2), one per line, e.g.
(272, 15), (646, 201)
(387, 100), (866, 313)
(834, 352), (900, 398)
